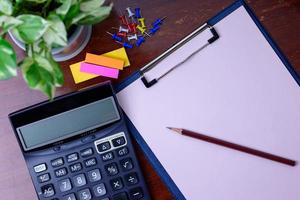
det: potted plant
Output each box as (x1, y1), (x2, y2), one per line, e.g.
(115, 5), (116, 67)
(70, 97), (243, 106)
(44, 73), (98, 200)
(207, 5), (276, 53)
(0, 0), (112, 98)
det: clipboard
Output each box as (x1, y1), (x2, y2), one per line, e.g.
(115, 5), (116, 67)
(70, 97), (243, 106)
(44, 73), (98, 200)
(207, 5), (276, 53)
(115, 0), (300, 199)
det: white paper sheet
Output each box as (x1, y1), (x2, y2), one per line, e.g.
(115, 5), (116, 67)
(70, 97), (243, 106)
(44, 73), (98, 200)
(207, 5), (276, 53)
(117, 6), (300, 200)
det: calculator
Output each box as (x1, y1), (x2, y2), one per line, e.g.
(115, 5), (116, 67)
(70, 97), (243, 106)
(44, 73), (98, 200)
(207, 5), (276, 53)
(9, 82), (151, 200)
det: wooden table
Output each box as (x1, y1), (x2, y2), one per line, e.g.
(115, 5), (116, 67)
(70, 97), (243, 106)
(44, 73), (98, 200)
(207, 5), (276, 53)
(0, 0), (299, 199)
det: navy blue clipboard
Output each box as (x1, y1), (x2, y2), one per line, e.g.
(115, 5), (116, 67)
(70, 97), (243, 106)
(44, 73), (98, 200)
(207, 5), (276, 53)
(115, 1), (300, 199)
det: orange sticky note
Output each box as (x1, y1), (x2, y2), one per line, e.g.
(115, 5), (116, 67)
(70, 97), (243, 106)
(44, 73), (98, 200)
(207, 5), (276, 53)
(85, 53), (124, 70)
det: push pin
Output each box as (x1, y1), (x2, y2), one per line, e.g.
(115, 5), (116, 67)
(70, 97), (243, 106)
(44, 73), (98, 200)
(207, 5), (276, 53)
(126, 7), (135, 18)
(136, 36), (146, 46)
(137, 25), (150, 36)
(117, 32), (127, 38)
(113, 26), (129, 33)
(152, 16), (167, 27)
(135, 8), (142, 19)
(127, 34), (138, 41)
(106, 31), (123, 42)
(127, 23), (137, 33)
(149, 25), (160, 35)
(118, 10), (129, 25)
(138, 18), (146, 29)
(116, 41), (133, 49)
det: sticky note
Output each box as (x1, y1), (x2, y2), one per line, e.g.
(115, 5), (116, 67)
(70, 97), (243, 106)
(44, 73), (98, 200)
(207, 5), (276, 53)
(80, 63), (119, 79)
(102, 47), (130, 67)
(70, 62), (99, 84)
(70, 48), (130, 84)
(85, 53), (124, 70)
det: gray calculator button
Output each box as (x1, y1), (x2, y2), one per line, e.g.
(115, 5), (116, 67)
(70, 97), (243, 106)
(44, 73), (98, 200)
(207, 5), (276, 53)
(73, 174), (87, 187)
(102, 152), (114, 162)
(84, 157), (97, 168)
(51, 157), (64, 167)
(67, 153), (79, 163)
(37, 173), (50, 183)
(59, 178), (72, 192)
(112, 136), (126, 147)
(70, 163), (82, 173)
(93, 183), (106, 197)
(87, 169), (101, 182)
(80, 148), (93, 158)
(78, 188), (92, 200)
(55, 167), (68, 177)
(63, 193), (77, 200)
(41, 184), (55, 198)
(116, 147), (129, 157)
(97, 142), (111, 152)
(34, 163), (47, 173)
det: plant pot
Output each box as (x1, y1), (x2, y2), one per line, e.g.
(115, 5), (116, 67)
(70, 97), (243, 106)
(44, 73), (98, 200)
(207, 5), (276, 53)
(8, 25), (92, 62)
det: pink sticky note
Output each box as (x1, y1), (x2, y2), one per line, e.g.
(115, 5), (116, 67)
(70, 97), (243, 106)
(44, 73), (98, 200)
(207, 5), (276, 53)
(80, 62), (119, 79)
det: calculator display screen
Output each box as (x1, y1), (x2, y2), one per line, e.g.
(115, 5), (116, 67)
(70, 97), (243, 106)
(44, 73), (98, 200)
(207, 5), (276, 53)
(17, 96), (120, 151)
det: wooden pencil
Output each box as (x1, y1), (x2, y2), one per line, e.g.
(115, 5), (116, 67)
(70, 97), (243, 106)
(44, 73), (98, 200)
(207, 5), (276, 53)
(167, 127), (296, 167)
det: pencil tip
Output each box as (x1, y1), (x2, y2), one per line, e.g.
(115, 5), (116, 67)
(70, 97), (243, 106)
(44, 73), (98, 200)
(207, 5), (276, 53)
(166, 127), (182, 134)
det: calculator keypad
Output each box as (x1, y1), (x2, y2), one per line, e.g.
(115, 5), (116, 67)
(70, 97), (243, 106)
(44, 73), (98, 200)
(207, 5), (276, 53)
(34, 132), (147, 200)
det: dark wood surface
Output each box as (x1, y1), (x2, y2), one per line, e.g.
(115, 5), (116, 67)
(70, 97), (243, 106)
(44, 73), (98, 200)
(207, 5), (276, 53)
(0, 0), (299, 199)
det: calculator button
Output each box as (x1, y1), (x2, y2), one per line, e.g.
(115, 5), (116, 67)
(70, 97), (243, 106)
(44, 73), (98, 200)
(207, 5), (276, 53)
(97, 142), (111, 152)
(55, 167), (68, 177)
(37, 173), (50, 183)
(112, 136), (126, 147)
(80, 148), (94, 158)
(78, 188), (92, 200)
(73, 174), (87, 187)
(34, 163), (47, 173)
(110, 177), (124, 191)
(102, 151), (114, 162)
(116, 147), (129, 157)
(113, 192), (128, 200)
(70, 162), (82, 173)
(120, 158), (134, 171)
(51, 157), (64, 167)
(41, 184), (55, 198)
(87, 169), (101, 182)
(58, 178), (72, 192)
(93, 183), (106, 197)
(105, 163), (119, 176)
(124, 172), (139, 186)
(84, 158), (97, 168)
(129, 187), (144, 200)
(63, 193), (77, 200)
(67, 153), (79, 163)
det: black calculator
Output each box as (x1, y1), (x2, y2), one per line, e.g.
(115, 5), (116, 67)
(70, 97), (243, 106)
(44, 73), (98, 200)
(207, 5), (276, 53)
(9, 82), (151, 200)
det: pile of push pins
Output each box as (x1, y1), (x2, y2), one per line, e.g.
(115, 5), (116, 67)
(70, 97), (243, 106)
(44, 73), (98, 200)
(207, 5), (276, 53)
(106, 7), (166, 48)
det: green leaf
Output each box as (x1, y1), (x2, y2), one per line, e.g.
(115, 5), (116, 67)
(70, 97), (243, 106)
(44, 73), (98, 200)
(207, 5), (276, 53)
(64, 0), (80, 28)
(0, 38), (17, 80)
(77, 4), (112, 25)
(43, 14), (67, 47)
(21, 56), (56, 99)
(80, 0), (105, 12)
(0, 0), (13, 15)
(12, 14), (50, 44)
(0, 16), (23, 33)
(56, 0), (72, 17)
(45, 49), (64, 86)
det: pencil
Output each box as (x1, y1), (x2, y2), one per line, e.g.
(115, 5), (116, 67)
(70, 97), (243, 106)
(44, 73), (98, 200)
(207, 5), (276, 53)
(167, 127), (296, 167)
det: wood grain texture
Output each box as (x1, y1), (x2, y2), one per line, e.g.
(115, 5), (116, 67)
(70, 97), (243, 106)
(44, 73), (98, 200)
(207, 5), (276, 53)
(0, 0), (299, 199)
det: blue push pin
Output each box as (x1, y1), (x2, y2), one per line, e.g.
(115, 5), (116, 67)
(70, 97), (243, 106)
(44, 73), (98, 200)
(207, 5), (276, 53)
(135, 8), (142, 19)
(136, 36), (146, 46)
(149, 25), (160, 35)
(152, 16), (167, 27)
(106, 31), (122, 42)
(116, 41), (133, 49)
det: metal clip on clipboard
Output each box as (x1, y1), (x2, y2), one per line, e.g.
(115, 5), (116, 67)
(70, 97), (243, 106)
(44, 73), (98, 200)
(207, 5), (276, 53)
(140, 23), (219, 88)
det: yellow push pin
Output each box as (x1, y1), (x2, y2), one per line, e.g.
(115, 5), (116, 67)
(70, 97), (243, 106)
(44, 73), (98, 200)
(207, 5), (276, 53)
(138, 18), (146, 29)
